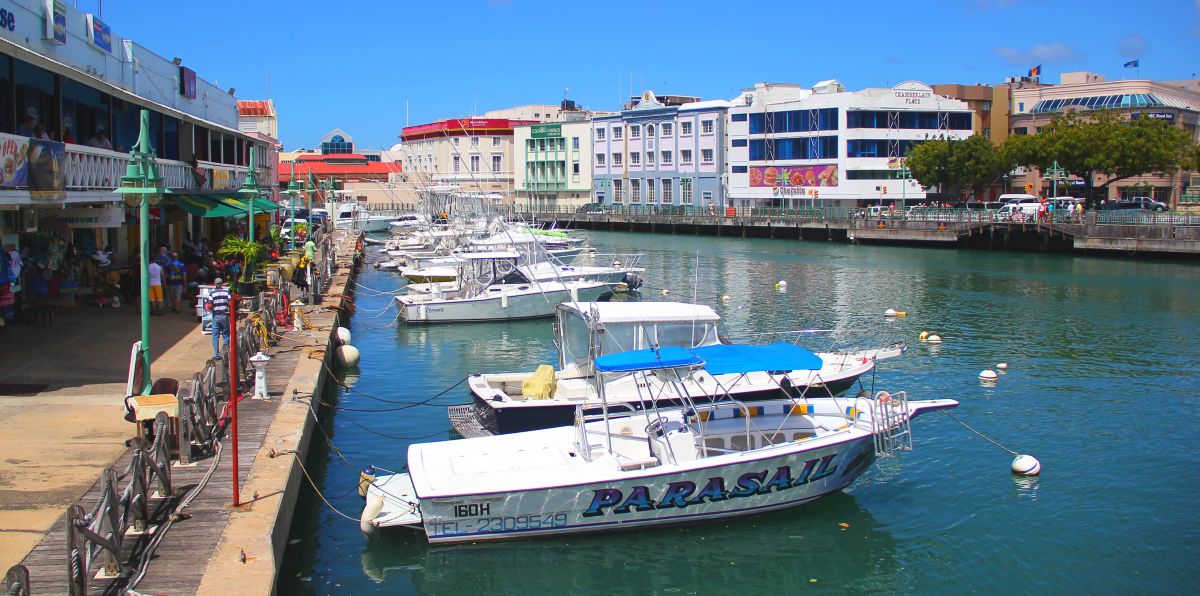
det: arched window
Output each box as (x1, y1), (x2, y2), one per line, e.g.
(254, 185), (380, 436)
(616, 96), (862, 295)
(646, 124), (655, 137)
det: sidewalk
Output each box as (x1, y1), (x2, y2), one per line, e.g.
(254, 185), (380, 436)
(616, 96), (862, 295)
(0, 304), (211, 572)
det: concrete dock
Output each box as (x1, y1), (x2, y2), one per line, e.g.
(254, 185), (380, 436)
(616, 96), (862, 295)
(2, 229), (363, 594)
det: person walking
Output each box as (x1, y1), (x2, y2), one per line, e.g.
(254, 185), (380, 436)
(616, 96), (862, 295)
(207, 278), (231, 360)
(147, 257), (164, 315)
(165, 252), (187, 313)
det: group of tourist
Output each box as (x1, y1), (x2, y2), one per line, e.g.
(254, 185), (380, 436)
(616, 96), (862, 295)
(17, 114), (111, 149)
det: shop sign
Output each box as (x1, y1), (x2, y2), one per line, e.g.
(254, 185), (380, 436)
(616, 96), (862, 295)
(211, 169), (233, 189)
(748, 164), (839, 188)
(0, 134), (31, 189)
(531, 124), (562, 139)
(86, 14), (111, 53)
(179, 66), (197, 99)
(60, 205), (124, 228)
(28, 139), (66, 202)
(43, 0), (67, 45)
(1132, 112), (1174, 122)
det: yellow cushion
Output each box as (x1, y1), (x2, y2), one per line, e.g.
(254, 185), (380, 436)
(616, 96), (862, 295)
(522, 365), (558, 400)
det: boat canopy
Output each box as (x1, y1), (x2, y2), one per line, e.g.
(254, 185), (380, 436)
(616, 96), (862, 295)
(689, 342), (824, 374)
(558, 301), (720, 324)
(594, 346), (703, 373)
(460, 251), (521, 260)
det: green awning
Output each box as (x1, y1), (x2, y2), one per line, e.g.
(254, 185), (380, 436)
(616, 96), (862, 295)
(221, 195), (283, 213)
(166, 191), (282, 218)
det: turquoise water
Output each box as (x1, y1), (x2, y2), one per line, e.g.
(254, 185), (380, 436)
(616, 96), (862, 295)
(280, 231), (1200, 594)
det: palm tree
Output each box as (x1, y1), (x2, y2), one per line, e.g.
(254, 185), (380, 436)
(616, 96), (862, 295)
(216, 235), (265, 283)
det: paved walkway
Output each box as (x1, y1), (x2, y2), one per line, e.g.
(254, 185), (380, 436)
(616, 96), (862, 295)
(0, 303), (210, 573)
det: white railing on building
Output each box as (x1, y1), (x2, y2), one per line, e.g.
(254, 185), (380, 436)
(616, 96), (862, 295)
(61, 144), (250, 192)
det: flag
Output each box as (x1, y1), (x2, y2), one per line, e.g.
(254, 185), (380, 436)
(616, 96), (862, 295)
(1124, 59), (1139, 68)
(1028, 65), (1042, 77)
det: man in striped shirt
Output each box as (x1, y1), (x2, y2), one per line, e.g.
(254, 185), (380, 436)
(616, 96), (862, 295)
(207, 278), (232, 360)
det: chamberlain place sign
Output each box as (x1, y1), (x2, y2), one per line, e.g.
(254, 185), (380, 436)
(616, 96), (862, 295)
(531, 123), (562, 138)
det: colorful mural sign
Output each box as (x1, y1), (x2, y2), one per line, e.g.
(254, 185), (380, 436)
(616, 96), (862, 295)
(28, 138), (66, 201)
(0, 134), (31, 189)
(86, 14), (111, 52)
(43, 0), (67, 44)
(748, 164), (838, 188)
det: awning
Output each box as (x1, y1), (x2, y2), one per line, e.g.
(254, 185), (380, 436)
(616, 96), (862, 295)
(689, 343), (824, 374)
(166, 191), (282, 218)
(595, 346), (703, 373)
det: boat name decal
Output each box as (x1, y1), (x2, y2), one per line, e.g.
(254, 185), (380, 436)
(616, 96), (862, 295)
(582, 453), (839, 517)
(453, 503), (491, 517)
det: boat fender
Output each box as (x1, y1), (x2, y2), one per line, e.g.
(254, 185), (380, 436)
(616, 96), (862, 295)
(919, 331), (929, 341)
(336, 327), (352, 346)
(360, 494), (385, 534)
(357, 466), (376, 499)
(1011, 454), (1041, 476)
(336, 345), (361, 367)
(623, 272), (643, 290)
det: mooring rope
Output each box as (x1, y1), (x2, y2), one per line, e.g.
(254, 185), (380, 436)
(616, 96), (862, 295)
(938, 410), (1019, 456)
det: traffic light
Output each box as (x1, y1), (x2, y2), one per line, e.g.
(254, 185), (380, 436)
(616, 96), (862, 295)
(1024, 184), (1032, 192)
(882, 187), (888, 195)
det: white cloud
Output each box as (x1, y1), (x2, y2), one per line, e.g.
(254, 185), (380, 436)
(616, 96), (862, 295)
(994, 42), (1079, 65)
(1117, 34), (1148, 58)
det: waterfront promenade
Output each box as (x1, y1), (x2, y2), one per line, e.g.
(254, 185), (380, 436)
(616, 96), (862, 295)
(2, 230), (363, 594)
(510, 207), (1200, 255)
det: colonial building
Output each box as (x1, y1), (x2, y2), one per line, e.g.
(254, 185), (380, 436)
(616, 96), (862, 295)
(513, 113), (595, 210)
(592, 91), (729, 209)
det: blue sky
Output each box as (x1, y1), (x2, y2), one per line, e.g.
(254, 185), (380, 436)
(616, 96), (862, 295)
(99, 0), (1200, 151)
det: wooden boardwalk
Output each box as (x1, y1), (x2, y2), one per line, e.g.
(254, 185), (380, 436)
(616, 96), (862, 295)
(17, 325), (316, 595)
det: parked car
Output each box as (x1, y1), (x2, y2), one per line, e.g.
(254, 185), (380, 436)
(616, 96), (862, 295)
(1107, 196), (1169, 212)
(576, 203), (605, 214)
(1050, 197), (1085, 210)
(999, 193), (1040, 206)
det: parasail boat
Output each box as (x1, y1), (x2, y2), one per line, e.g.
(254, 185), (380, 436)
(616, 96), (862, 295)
(360, 344), (957, 544)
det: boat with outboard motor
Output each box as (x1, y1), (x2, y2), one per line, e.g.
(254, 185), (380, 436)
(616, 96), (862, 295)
(453, 301), (904, 435)
(360, 344), (957, 544)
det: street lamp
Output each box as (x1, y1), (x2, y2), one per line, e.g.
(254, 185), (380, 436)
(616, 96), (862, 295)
(1045, 160), (1067, 201)
(114, 110), (163, 395)
(286, 162), (300, 250)
(898, 163), (913, 206)
(238, 146), (262, 247)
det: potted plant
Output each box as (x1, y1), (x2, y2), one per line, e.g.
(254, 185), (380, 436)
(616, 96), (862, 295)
(217, 234), (265, 295)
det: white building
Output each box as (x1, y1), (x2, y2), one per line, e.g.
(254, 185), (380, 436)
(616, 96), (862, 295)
(513, 115), (595, 210)
(727, 81), (974, 208)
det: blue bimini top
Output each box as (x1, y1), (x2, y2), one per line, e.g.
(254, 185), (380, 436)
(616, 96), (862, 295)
(594, 346), (703, 373)
(687, 342), (824, 375)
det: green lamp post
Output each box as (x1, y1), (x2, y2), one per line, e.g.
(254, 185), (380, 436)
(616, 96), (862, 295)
(114, 110), (163, 394)
(286, 162), (300, 250)
(1045, 160), (1067, 201)
(897, 163), (913, 206)
(239, 147), (262, 245)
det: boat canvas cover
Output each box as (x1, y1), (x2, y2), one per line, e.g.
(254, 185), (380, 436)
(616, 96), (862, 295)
(558, 302), (720, 324)
(689, 342), (824, 374)
(594, 346), (703, 373)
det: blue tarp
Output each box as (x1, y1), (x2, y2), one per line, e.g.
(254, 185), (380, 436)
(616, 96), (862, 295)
(594, 342), (824, 374)
(594, 346), (703, 373)
(689, 342), (824, 374)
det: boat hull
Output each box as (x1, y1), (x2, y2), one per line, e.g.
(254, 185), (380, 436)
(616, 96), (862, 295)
(416, 436), (874, 544)
(397, 284), (612, 324)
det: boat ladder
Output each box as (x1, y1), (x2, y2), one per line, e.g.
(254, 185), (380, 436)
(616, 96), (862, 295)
(869, 390), (912, 457)
(447, 404), (493, 438)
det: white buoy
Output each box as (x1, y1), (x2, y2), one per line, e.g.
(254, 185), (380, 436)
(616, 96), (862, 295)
(996, 362), (1009, 370)
(776, 280), (788, 288)
(335, 327), (352, 346)
(1011, 454), (1041, 476)
(979, 369), (998, 381)
(661, 288), (671, 296)
(926, 334), (943, 344)
(721, 295), (732, 302)
(884, 308), (897, 317)
(336, 344), (361, 367)
(360, 494), (384, 534)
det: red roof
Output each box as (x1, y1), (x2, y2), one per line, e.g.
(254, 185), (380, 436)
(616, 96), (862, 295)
(401, 118), (538, 141)
(279, 160), (401, 181)
(237, 100), (274, 117)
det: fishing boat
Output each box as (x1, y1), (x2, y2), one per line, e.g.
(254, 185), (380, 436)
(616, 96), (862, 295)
(404, 254), (645, 294)
(330, 197), (393, 232)
(360, 344), (957, 544)
(395, 253), (614, 324)
(453, 302), (903, 435)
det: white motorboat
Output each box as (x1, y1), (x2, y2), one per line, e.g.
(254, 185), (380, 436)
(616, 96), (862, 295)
(395, 252), (615, 324)
(330, 199), (393, 233)
(455, 301), (903, 435)
(361, 344), (958, 544)
(389, 213), (430, 231)
(403, 254), (645, 294)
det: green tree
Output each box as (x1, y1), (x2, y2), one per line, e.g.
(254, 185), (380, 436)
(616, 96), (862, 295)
(217, 235), (265, 283)
(906, 134), (1006, 202)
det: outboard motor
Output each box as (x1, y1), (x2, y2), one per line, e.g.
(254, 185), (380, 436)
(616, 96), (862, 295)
(623, 272), (643, 290)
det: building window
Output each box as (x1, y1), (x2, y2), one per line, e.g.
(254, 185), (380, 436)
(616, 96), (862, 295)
(731, 139), (747, 147)
(528, 139), (536, 150)
(702, 191), (713, 205)
(572, 136), (580, 150)
(647, 178), (656, 202)
(681, 121), (693, 136)
(701, 149), (714, 164)
(749, 136), (839, 160)
(630, 125), (641, 139)
(845, 138), (919, 158)
(596, 153), (606, 166)
(538, 139), (547, 151)
(493, 137), (501, 147)
(596, 127), (606, 141)
(612, 126), (623, 140)
(681, 149), (693, 164)
(732, 165), (748, 173)
(492, 154), (502, 172)
(647, 124), (655, 137)
(630, 152), (641, 166)
(701, 120), (714, 134)
(1012, 127), (1028, 136)
(631, 179), (641, 203)
(470, 155), (480, 172)
(453, 137), (460, 146)
(662, 179), (673, 203)
(472, 136), (479, 147)
(681, 178), (693, 205)
(573, 161), (580, 175)
(731, 113), (748, 122)
(613, 179), (624, 203)
(661, 150), (672, 164)
(647, 150), (655, 166)
(661, 122), (673, 136)
(612, 153), (623, 166)
(453, 155), (461, 173)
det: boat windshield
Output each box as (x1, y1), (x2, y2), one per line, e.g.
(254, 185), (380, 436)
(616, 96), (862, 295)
(558, 309), (722, 373)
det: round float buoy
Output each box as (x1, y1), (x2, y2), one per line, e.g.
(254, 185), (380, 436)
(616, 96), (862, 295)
(661, 288), (671, 296)
(776, 280), (788, 288)
(335, 327), (352, 346)
(979, 369), (998, 381)
(926, 334), (943, 344)
(996, 362), (1009, 370)
(1011, 454), (1041, 476)
(884, 308), (897, 317)
(721, 295), (732, 302)
(336, 344), (361, 367)
(919, 331), (929, 341)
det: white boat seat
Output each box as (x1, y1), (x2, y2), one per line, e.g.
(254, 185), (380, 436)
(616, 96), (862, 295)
(618, 456), (660, 471)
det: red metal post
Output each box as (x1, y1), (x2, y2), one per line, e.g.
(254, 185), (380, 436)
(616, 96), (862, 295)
(229, 293), (241, 507)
